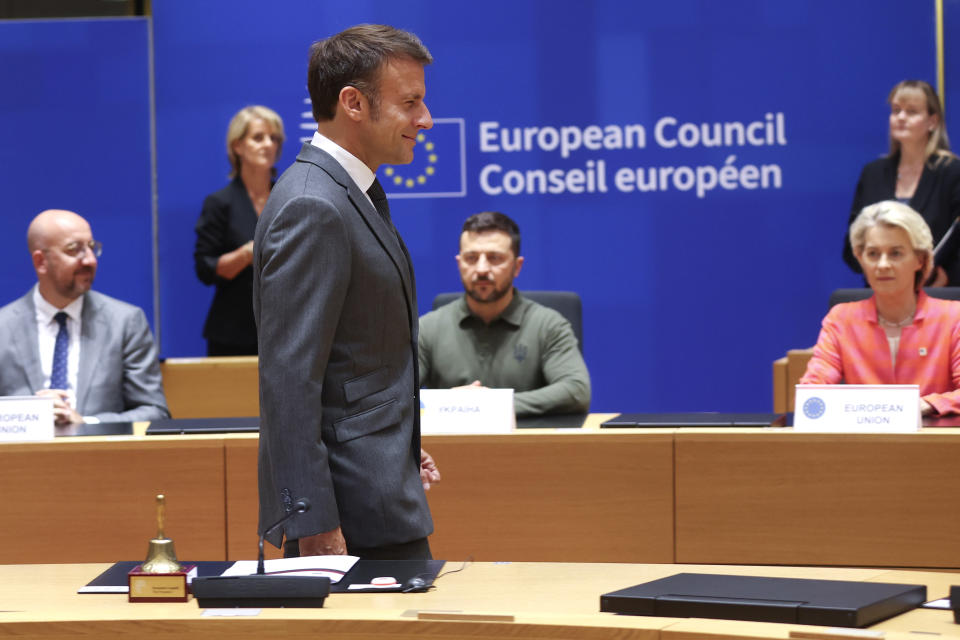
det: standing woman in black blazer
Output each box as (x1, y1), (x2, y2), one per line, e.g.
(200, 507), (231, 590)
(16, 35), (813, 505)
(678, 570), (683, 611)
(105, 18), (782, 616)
(844, 80), (960, 285)
(195, 106), (285, 355)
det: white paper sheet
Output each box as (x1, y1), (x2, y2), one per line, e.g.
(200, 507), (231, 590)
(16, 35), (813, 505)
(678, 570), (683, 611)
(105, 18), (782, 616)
(219, 555), (358, 584)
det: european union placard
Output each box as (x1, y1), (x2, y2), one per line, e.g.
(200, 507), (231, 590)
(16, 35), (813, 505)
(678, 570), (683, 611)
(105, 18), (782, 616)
(793, 384), (920, 433)
(379, 117), (466, 198)
(0, 396), (54, 442)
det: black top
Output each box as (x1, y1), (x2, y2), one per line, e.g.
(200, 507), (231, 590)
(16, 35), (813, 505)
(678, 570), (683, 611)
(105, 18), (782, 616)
(843, 152), (960, 284)
(194, 178), (263, 351)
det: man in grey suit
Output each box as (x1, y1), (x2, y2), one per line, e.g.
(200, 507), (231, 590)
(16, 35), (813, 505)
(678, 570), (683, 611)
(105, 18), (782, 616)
(0, 209), (169, 425)
(253, 24), (440, 560)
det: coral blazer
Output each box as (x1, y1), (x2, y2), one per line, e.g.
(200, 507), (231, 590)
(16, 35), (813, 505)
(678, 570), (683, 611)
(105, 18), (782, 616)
(800, 291), (960, 415)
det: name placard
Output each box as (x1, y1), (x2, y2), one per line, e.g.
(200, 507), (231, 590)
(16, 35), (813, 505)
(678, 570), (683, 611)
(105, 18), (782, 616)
(0, 396), (55, 442)
(793, 384), (920, 433)
(419, 388), (515, 435)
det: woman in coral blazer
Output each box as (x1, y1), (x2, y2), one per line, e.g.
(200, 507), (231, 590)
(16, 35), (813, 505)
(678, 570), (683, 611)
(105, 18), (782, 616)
(802, 200), (960, 416)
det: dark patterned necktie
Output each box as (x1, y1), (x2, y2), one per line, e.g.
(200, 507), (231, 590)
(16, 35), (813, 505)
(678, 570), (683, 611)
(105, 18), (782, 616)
(367, 177), (415, 286)
(366, 177), (391, 224)
(50, 311), (69, 390)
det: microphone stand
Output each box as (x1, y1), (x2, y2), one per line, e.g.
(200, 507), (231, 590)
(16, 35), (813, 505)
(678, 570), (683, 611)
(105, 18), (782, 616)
(191, 498), (331, 608)
(257, 499), (310, 575)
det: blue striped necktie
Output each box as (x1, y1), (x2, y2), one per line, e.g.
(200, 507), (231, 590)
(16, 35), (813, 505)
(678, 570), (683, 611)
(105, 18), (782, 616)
(50, 311), (69, 390)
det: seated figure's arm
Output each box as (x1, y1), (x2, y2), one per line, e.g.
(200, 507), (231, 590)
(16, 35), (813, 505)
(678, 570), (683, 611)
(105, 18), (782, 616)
(921, 313), (960, 415)
(92, 308), (169, 423)
(514, 317), (590, 417)
(798, 311), (844, 386)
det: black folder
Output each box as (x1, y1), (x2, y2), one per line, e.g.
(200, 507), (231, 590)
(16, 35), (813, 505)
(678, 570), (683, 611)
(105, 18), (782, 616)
(601, 413), (784, 428)
(145, 417), (259, 434)
(515, 412), (587, 429)
(600, 573), (926, 628)
(55, 421), (134, 436)
(80, 559), (444, 594)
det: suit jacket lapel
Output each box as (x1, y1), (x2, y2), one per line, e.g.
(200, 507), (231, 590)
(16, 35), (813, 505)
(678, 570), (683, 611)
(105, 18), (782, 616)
(345, 189), (415, 298)
(76, 293), (102, 412)
(911, 162), (935, 214)
(296, 145), (417, 318)
(881, 157), (898, 199)
(12, 291), (44, 392)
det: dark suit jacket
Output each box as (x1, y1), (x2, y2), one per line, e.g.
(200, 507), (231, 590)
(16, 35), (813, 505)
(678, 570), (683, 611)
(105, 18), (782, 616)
(253, 143), (431, 549)
(844, 153), (960, 283)
(194, 178), (259, 352)
(0, 289), (170, 422)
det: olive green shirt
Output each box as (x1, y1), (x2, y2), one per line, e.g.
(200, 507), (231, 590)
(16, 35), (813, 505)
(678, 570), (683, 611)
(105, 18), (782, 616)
(418, 291), (591, 416)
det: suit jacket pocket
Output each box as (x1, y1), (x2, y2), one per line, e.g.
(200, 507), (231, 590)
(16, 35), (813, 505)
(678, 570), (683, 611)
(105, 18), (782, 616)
(333, 398), (400, 443)
(343, 366), (391, 404)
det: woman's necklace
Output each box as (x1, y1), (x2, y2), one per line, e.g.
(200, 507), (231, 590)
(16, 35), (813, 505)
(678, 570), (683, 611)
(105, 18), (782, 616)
(878, 308), (915, 328)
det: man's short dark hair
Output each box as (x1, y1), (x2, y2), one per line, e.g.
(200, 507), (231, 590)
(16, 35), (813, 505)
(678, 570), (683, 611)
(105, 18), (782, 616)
(308, 24), (433, 122)
(462, 211), (521, 256)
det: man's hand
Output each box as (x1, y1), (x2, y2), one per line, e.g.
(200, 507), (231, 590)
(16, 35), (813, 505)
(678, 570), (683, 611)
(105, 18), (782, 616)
(299, 527), (347, 556)
(35, 389), (82, 426)
(452, 380), (485, 390)
(420, 448), (441, 490)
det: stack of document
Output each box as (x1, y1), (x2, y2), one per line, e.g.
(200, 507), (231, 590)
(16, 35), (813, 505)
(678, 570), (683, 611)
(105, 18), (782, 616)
(219, 556), (359, 583)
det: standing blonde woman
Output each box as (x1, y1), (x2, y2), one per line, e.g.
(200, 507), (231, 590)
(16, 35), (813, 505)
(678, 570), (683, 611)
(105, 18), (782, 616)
(843, 80), (960, 285)
(194, 106), (284, 355)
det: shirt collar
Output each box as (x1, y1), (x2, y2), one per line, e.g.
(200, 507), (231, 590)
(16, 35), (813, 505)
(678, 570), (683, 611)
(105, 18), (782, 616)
(33, 286), (84, 325)
(457, 289), (524, 327)
(311, 131), (376, 193)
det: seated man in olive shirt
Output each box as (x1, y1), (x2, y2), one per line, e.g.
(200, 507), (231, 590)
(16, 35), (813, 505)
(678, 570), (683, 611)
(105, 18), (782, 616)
(418, 211), (590, 416)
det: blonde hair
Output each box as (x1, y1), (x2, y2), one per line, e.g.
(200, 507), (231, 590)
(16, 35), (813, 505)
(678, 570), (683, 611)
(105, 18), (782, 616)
(887, 80), (955, 167)
(850, 200), (933, 290)
(226, 105), (285, 178)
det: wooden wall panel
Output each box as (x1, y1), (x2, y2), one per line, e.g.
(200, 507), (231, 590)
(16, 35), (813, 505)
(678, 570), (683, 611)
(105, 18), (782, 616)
(225, 431), (675, 563)
(161, 357), (258, 419)
(0, 437), (226, 563)
(675, 431), (960, 568)
(424, 431), (675, 562)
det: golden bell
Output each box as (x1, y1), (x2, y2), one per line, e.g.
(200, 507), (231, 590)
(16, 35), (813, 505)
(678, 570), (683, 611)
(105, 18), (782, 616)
(141, 494), (182, 574)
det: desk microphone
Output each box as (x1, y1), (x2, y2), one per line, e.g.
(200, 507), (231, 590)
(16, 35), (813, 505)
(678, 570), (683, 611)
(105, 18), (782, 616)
(257, 498), (310, 575)
(192, 496), (331, 608)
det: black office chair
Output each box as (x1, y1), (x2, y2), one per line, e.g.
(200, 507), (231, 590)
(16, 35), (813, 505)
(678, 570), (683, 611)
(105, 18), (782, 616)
(432, 290), (583, 351)
(828, 287), (960, 309)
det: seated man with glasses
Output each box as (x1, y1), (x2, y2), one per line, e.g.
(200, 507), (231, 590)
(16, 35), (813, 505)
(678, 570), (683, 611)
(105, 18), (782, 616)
(418, 211), (591, 416)
(0, 209), (169, 425)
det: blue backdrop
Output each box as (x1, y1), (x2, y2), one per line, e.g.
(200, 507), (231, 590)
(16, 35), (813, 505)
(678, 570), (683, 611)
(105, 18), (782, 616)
(0, 18), (154, 322)
(0, 2), (948, 412)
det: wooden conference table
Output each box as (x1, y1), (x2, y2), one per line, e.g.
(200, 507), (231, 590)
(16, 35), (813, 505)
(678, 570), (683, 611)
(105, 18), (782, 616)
(1, 562), (958, 640)
(1, 416), (959, 568)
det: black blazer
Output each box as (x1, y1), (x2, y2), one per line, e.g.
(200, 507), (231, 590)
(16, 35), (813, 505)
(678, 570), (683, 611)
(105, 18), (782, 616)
(843, 152), (960, 284)
(194, 178), (260, 351)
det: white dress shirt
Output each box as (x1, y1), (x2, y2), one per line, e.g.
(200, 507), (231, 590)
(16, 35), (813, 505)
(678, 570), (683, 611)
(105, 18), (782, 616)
(311, 131), (377, 209)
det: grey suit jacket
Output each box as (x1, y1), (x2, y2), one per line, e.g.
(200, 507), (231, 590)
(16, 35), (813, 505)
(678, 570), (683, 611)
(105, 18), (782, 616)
(0, 288), (169, 422)
(253, 143), (432, 549)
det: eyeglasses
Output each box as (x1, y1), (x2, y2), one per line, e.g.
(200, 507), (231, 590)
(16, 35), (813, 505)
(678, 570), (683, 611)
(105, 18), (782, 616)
(60, 240), (103, 258)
